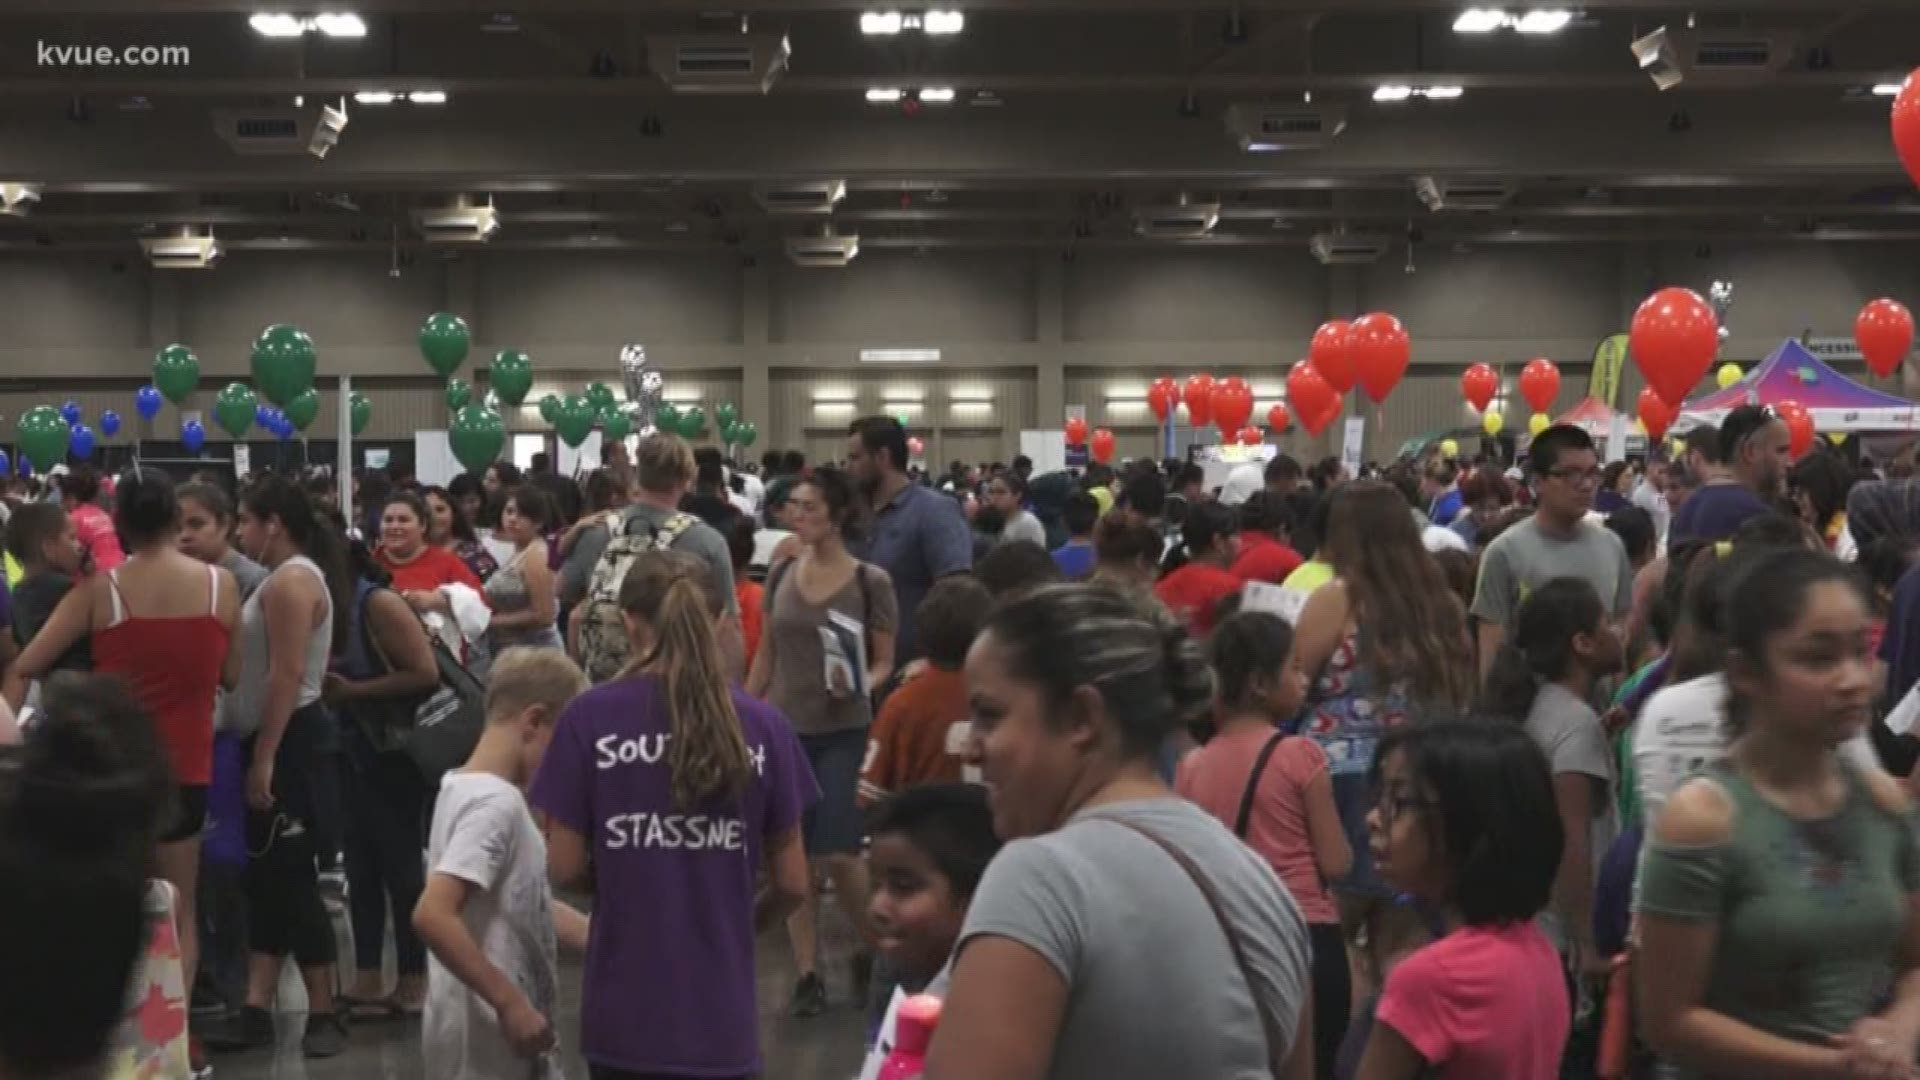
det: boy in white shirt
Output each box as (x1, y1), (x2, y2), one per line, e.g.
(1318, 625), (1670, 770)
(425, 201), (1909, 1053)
(413, 648), (591, 1080)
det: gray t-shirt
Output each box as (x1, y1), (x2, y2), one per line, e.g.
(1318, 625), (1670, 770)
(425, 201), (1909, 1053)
(219, 547), (270, 600)
(1523, 682), (1617, 951)
(559, 502), (739, 616)
(1470, 516), (1634, 629)
(762, 559), (898, 735)
(1000, 510), (1047, 548)
(959, 798), (1311, 1079)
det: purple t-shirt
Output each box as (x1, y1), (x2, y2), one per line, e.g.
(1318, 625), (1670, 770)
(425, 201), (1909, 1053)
(1668, 481), (1772, 546)
(529, 674), (816, 1076)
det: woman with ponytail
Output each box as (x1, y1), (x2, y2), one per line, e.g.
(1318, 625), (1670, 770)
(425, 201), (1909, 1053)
(927, 584), (1314, 1080)
(530, 549), (814, 1080)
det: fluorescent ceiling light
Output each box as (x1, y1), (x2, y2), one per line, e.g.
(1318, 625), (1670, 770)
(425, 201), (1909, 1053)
(918, 87), (956, 104)
(354, 90), (396, 104)
(1874, 83), (1903, 96)
(861, 348), (941, 364)
(1452, 8), (1507, 33)
(1515, 9), (1573, 33)
(866, 87), (904, 104)
(313, 12), (366, 37)
(1373, 85), (1413, 102)
(1374, 84), (1463, 102)
(661, 388), (704, 403)
(249, 13), (306, 37)
(950, 388), (994, 402)
(1423, 85), (1465, 99)
(407, 89), (447, 104)
(861, 11), (903, 34)
(924, 10), (965, 34)
(812, 389), (858, 403)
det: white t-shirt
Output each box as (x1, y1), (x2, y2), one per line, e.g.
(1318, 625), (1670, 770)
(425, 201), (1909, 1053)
(1633, 672), (1881, 824)
(423, 771), (566, 1080)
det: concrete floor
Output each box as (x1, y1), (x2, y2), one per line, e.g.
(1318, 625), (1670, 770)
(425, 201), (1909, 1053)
(208, 900), (871, 1080)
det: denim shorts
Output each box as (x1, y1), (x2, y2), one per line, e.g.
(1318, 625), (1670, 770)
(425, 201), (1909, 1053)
(799, 728), (868, 857)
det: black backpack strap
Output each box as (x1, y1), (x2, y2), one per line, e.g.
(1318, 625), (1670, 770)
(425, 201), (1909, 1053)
(1234, 732), (1289, 839)
(767, 556), (794, 602)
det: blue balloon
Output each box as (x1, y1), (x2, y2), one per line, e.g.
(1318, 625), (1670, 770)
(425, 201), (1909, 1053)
(255, 404), (272, 428)
(68, 425), (95, 460)
(100, 410), (122, 438)
(61, 400), (82, 427)
(135, 384), (164, 421)
(0, 451), (10, 477)
(181, 420), (206, 454)
(17, 455), (30, 477)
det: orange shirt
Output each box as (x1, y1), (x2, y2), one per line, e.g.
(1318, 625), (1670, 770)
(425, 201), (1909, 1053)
(858, 665), (972, 806)
(736, 578), (764, 672)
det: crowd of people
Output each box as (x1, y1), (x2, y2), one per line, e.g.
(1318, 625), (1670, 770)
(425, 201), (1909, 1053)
(2, 403), (1920, 1080)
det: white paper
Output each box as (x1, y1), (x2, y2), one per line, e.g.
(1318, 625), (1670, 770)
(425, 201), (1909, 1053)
(1019, 430), (1067, 477)
(232, 445), (251, 479)
(1240, 581), (1308, 625)
(1340, 416), (1366, 479)
(1886, 682), (1920, 737)
(1605, 414), (1628, 464)
(822, 609), (869, 697)
(413, 430), (459, 487)
(364, 448), (390, 470)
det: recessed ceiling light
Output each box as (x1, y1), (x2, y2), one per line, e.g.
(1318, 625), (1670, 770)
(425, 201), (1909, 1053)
(1373, 85), (1414, 102)
(354, 90), (396, 104)
(861, 11), (903, 35)
(1452, 8), (1507, 33)
(251, 12), (366, 38)
(1453, 8), (1573, 35)
(312, 12), (366, 37)
(249, 13), (306, 37)
(1514, 10), (1573, 33)
(918, 87), (956, 104)
(924, 10), (965, 34)
(1423, 85), (1465, 100)
(866, 87), (904, 103)
(407, 89), (447, 104)
(1374, 84), (1464, 102)
(1874, 83), (1903, 96)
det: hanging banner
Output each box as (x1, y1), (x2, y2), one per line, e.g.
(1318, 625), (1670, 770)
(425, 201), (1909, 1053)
(1605, 414), (1628, 464)
(1590, 333), (1630, 410)
(1340, 416), (1366, 479)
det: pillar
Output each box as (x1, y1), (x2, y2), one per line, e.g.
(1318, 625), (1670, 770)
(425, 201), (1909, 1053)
(741, 262), (772, 451)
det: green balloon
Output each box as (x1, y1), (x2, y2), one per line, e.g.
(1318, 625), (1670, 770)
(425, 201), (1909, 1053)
(490, 350), (534, 407)
(349, 391), (372, 436)
(445, 378), (472, 411)
(737, 420), (758, 448)
(553, 395), (597, 449)
(448, 405), (505, 474)
(16, 406), (70, 467)
(654, 402), (680, 434)
(584, 382), (616, 414)
(249, 324), (317, 408)
(677, 405), (706, 441)
(715, 402), (739, 429)
(600, 407), (632, 442)
(284, 387), (321, 432)
(418, 312), (471, 379)
(213, 383), (257, 440)
(538, 393), (561, 424)
(153, 344), (201, 406)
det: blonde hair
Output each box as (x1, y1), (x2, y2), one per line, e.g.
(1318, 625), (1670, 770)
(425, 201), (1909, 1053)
(635, 433), (696, 495)
(618, 550), (752, 809)
(486, 648), (589, 723)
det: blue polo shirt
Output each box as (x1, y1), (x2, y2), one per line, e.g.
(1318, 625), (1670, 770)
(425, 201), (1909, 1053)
(850, 482), (972, 661)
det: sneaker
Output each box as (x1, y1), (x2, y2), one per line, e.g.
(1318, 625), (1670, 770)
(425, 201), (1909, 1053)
(188, 1035), (212, 1079)
(318, 868), (348, 916)
(789, 972), (827, 1019)
(200, 1006), (273, 1052)
(189, 982), (229, 1021)
(301, 1012), (348, 1059)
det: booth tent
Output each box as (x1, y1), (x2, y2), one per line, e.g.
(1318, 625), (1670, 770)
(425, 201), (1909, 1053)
(1678, 338), (1920, 434)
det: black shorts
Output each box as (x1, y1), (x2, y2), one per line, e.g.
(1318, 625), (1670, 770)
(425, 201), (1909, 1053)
(161, 783), (210, 844)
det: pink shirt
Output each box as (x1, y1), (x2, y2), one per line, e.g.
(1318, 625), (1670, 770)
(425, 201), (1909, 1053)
(71, 503), (125, 574)
(1175, 729), (1337, 924)
(1375, 921), (1569, 1079)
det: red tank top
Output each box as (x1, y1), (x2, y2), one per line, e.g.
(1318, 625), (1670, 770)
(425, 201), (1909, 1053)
(92, 564), (231, 786)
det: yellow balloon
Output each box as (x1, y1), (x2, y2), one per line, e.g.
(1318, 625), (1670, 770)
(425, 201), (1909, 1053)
(1529, 412), (1551, 436)
(1482, 411), (1504, 436)
(1828, 432), (1848, 447)
(1716, 363), (1743, 390)
(1439, 438), (1460, 457)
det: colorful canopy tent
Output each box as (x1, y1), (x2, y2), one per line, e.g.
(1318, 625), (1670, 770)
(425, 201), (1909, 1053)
(1678, 339), (1920, 433)
(1551, 396), (1648, 452)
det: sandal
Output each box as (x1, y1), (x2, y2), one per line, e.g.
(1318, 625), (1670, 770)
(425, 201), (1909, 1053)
(337, 994), (399, 1021)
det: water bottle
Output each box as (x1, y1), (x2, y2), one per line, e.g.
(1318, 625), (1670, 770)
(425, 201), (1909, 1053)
(876, 994), (943, 1080)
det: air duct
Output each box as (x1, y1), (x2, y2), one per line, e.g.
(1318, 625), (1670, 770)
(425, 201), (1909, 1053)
(646, 33), (790, 94)
(1309, 232), (1389, 265)
(1224, 102), (1348, 152)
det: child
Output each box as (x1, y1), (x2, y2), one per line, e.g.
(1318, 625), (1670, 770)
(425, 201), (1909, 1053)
(1176, 610), (1351, 1075)
(859, 577), (994, 807)
(1354, 721), (1569, 1079)
(727, 514), (763, 672)
(858, 783), (1002, 1080)
(6, 502), (90, 677)
(1050, 492), (1100, 581)
(413, 647), (593, 1080)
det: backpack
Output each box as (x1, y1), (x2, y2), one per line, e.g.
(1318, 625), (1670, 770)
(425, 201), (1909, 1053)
(578, 510), (701, 683)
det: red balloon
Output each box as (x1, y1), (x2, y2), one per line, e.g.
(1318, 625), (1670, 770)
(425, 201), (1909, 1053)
(1630, 287), (1718, 407)
(1236, 426), (1263, 446)
(1518, 358), (1561, 414)
(1064, 416), (1089, 445)
(1183, 374), (1215, 426)
(1147, 377), (1178, 422)
(907, 436), (925, 456)
(1309, 320), (1356, 393)
(1350, 312), (1411, 404)
(1894, 70), (1920, 191)
(1210, 376), (1254, 435)
(1089, 428), (1116, 464)
(1636, 386), (1677, 442)
(1460, 363), (1499, 413)
(1856, 298), (1915, 379)
(1267, 402), (1291, 434)
(1287, 360), (1341, 437)
(1777, 400), (1814, 458)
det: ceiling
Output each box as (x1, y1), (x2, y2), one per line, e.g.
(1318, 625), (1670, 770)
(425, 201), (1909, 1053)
(0, 1), (1914, 261)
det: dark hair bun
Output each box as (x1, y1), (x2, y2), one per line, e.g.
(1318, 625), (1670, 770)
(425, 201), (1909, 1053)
(111, 467), (179, 546)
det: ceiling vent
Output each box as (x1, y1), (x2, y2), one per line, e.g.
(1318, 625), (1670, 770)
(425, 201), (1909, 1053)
(1309, 231), (1389, 265)
(212, 107), (319, 155)
(1224, 102), (1349, 152)
(140, 229), (223, 270)
(411, 202), (500, 244)
(1414, 177), (1518, 212)
(1685, 30), (1796, 73)
(0, 183), (41, 217)
(752, 180), (847, 215)
(1133, 197), (1221, 239)
(785, 229), (860, 267)
(646, 33), (790, 94)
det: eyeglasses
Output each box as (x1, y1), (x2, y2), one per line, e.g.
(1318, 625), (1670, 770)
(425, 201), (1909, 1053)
(1545, 467), (1602, 486)
(1374, 790), (1434, 826)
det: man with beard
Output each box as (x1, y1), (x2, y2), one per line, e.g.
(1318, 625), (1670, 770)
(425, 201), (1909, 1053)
(844, 417), (972, 662)
(1667, 405), (1791, 546)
